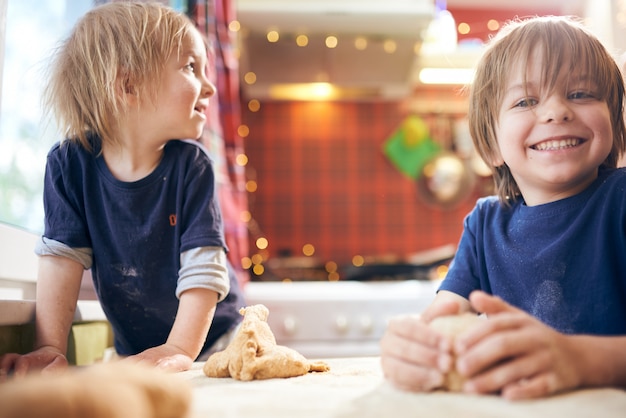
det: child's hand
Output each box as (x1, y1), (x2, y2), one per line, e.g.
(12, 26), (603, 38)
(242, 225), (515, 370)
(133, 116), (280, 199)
(456, 291), (581, 400)
(123, 344), (194, 373)
(380, 297), (462, 392)
(0, 346), (68, 380)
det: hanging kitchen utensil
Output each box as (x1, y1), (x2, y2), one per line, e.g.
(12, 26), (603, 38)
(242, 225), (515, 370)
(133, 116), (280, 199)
(416, 152), (475, 208)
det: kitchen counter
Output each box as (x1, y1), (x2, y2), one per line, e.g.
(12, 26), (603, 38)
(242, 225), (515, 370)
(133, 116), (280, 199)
(181, 357), (626, 418)
(0, 299), (106, 326)
(0, 299), (111, 365)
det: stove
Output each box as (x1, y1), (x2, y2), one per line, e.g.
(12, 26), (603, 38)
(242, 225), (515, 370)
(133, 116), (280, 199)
(244, 279), (441, 358)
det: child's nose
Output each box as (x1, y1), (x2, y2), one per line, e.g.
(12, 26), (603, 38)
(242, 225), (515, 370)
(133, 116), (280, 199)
(203, 80), (216, 98)
(540, 96), (573, 123)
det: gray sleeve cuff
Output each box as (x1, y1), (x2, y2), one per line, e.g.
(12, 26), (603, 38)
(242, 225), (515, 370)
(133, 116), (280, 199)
(34, 237), (93, 269)
(177, 246), (230, 302)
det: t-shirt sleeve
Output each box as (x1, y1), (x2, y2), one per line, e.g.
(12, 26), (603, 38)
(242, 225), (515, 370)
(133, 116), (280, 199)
(177, 246), (230, 302)
(438, 203), (484, 299)
(42, 143), (92, 249)
(178, 143), (227, 253)
(34, 237), (93, 269)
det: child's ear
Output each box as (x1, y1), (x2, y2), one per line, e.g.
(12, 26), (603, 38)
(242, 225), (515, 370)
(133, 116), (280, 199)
(116, 72), (138, 102)
(123, 78), (136, 95)
(490, 154), (505, 167)
(488, 146), (505, 167)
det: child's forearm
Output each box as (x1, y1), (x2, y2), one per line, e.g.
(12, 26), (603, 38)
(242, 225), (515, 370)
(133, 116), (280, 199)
(571, 334), (626, 389)
(35, 256), (84, 354)
(167, 288), (218, 359)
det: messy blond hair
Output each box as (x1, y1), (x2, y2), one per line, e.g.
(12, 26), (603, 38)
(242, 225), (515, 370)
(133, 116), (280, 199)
(42, 1), (195, 150)
(468, 16), (626, 205)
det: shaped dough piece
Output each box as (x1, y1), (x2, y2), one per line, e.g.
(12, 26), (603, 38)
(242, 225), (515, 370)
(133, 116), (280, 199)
(0, 362), (192, 418)
(203, 304), (329, 381)
(429, 313), (485, 392)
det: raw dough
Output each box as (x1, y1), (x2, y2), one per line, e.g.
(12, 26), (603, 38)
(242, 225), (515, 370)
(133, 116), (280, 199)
(0, 362), (192, 418)
(203, 304), (329, 381)
(429, 313), (485, 392)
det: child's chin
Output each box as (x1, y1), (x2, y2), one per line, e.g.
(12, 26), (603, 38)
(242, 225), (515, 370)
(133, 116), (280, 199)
(186, 127), (204, 140)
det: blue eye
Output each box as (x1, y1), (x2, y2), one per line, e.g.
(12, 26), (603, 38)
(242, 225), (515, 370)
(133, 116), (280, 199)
(514, 98), (537, 108)
(569, 91), (593, 100)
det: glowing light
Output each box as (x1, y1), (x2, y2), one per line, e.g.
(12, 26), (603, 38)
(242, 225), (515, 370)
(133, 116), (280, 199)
(413, 41), (421, 55)
(436, 264), (449, 279)
(296, 34), (308, 47)
(228, 20), (240, 32)
(383, 39), (397, 53)
(248, 99), (261, 112)
(267, 30), (279, 43)
(325, 35), (338, 48)
(240, 210), (252, 223)
(457, 22), (470, 35)
(354, 37), (367, 50)
(235, 153), (248, 166)
(245, 180), (257, 192)
(237, 124), (249, 138)
(269, 82), (331, 100)
(418, 68), (475, 85)
(255, 237), (268, 250)
(352, 255), (364, 267)
(253, 264), (264, 275)
(244, 72), (257, 85)
(302, 244), (315, 256)
(487, 19), (500, 31)
(325, 261), (338, 273)
(241, 257), (252, 269)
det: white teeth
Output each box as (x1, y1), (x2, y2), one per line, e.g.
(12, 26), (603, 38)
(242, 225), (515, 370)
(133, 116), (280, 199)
(533, 138), (580, 151)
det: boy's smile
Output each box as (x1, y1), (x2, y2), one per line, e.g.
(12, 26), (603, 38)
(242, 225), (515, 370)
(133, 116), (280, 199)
(530, 137), (583, 151)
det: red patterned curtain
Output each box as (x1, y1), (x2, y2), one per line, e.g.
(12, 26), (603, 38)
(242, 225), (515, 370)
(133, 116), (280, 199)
(190, 0), (250, 286)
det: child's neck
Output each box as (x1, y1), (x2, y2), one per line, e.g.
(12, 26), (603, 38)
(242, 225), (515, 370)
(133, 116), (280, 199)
(101, 141), (165, 182)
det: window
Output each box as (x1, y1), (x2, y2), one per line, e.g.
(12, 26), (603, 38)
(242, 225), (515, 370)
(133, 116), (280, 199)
(0, 0), (92, 233)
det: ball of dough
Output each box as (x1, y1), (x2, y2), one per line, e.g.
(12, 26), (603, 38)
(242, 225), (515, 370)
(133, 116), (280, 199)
(428, 313), (484, 392)
(203, 304), (329, 381)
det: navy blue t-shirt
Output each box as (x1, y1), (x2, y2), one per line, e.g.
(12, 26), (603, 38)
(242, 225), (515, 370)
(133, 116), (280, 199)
(42, 138), (243, 355)
(440, 167), (626, 335)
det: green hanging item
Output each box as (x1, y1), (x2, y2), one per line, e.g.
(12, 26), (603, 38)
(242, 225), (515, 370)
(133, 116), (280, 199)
(383, 115), (441, 179)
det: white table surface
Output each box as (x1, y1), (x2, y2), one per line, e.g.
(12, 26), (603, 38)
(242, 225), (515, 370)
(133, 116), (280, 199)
(180, 357), (626, 418)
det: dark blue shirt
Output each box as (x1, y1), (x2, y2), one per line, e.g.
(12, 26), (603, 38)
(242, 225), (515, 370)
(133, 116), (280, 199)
(440, 167), (626, 335)
(42, 139), (243, 355)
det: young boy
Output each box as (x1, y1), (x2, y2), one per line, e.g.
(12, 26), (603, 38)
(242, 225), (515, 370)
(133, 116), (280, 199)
(380, 16), (626, 400)
(0, 2), (244, 377)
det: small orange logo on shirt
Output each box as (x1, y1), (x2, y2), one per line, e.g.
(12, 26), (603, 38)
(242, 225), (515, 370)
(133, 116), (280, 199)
(169, 214), (177, 226)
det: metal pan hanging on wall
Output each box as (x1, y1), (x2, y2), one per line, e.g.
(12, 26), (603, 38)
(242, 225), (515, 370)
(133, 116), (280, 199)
(416, 152), (475, 209)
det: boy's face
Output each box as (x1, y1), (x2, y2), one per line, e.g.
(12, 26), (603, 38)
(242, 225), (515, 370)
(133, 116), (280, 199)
(141, 28), (215, 142)
(494, 48), (613, 206)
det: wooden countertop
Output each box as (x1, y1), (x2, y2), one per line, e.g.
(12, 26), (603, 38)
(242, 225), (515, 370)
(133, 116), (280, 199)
(180, 357), (626, 418)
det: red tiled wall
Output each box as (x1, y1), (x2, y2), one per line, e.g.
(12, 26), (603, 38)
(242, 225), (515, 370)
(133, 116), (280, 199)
(243, 101), (484, 266)
(240, 8), (566, 270)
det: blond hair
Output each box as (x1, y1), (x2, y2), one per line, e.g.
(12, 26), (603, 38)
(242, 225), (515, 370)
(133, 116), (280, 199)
(42, 1), (195, 150)
(468, 16), (626, 205)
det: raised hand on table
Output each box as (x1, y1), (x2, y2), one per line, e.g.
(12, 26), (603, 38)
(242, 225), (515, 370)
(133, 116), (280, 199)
(122, 343), (194, 373)
(0, 346), (68, 381)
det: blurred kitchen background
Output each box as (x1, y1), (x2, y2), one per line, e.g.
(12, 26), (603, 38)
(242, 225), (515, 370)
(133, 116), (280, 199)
(236, 0), (618, 283)
(1, 0), (625, 359)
